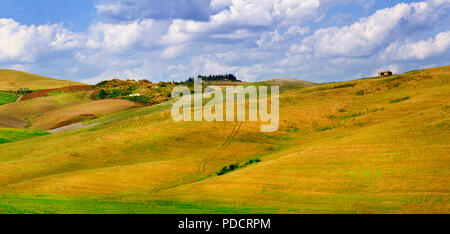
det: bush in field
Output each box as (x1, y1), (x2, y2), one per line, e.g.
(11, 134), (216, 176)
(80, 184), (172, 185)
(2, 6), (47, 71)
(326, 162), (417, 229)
(389, 96), (410, 103)
(18, 87), (31, 95)
(317, 126), (333, 131)
(97, 89), (107, 99)
(108, 89), (133, 98)
(217, 158), (261, 176)
(126, 95), (151, 104)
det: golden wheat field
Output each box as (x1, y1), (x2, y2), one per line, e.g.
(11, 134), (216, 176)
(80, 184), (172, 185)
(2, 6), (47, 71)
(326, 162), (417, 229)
(0, 66), (448, 214)
(0, 70), (84, 90)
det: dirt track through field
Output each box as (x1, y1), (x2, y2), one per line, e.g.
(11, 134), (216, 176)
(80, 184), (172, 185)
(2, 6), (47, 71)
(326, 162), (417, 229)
(150, 121), (243, 193)
(14, 96), (23, 103)
(197, 121), (242, 174)
(48, 122), (100, 133)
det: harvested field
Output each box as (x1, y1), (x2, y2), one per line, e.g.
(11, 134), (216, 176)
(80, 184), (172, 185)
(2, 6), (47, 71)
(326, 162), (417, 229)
(0, 69), (85, 90)
(51, 114), (98, 129)
(0, 114), (28, 129)
(0, 66), (448, 214)
(21, 85), (93, 101)
(31, 99), (140, 130)
(0, 92), (139, 130)
(0, 93), (87, 120)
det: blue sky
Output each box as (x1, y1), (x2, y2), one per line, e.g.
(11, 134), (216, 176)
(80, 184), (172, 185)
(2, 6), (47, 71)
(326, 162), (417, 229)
(0, 0), (449, 83)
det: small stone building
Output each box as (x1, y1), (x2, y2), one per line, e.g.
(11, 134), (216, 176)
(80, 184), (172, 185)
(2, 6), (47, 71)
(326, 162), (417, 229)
(378, 71), (393, 77)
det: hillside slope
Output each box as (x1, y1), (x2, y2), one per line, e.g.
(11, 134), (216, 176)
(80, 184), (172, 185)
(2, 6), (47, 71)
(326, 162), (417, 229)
(0, 66), (448, 214)
(0, 92), (140, 129)
(249, 78), (316, 91)
(0, 70), (84, 90)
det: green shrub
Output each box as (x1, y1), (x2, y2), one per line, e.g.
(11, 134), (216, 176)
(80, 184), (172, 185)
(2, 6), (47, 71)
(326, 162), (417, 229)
(329, 112), (364, 120)
(356, 90), (365, 96)
(97, 89), (107, 99)
(217, 158), (261, 176)
(284, 126), (299, 133)
(353, 122), (365, 127)
(389, 96), (410, 103)
(126, 95), (151, 104)
(17, 87), (31, 95)
(370, 107), (385, 112)
(317, 126), (333, 131)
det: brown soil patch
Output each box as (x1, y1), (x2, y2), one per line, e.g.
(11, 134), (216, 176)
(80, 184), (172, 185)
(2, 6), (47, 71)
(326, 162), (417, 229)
(0, 114), (28, 128)
(21, 85), (93, 101)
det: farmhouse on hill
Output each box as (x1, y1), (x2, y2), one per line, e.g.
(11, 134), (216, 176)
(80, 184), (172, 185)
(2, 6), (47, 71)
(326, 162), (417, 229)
(378, 71), (393, 77)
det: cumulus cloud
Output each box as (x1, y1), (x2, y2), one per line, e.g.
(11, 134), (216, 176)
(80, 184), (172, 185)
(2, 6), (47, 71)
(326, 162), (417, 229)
(159, 19), (213, 45)
(299, 1), (450, 57)
(256, 30), (283, 48)
(161, 44), (186, 59)
(288, 44), (311, 54)
(211, 0), (321, 26)
(212, 29), (254, 39)
(81, 69), (145, 84)
(159, 0), (326, 46)
(0, 18), (80, 62)
(382, 31), (450, 60)
(85, 19), (168, 51)
(284, 25), (310, 37)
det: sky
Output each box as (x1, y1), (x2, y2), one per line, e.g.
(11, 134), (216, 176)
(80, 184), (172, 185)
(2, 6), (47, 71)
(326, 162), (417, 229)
(0, 0), (449, 84)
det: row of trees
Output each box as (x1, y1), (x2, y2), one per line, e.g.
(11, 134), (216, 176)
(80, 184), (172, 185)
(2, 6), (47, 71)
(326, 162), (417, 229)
(184, 74), (240, 83)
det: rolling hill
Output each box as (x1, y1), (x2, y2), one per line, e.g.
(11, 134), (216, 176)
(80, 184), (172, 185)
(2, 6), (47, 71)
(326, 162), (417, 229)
(0, 66), (448, 214)
(0, 69), (85, 91)
(0, 91), (140, 130)
(247, 78), (316, 91)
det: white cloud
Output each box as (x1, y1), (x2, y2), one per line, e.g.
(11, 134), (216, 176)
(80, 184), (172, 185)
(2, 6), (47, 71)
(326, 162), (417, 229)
(284, 25), (310, 37)
(159, 0), (326, 46)
(86, 19), (168, 50)
(7, 64), (31, 72)
(212, 29), (254, 39)
(190, 55), (237, 75)
(0, 18), (79, 62)
(289, 44), (311, 54)
(161, 45), (186, 59)
(300, 1), (449, 57)
(81, 69), (146, 84)
(256, 30), (283, 48)
(382, 31), (450, 60)
(211, 0), (321, 26)
(210, 0), (232, 10)
(159, 19), (212, 45)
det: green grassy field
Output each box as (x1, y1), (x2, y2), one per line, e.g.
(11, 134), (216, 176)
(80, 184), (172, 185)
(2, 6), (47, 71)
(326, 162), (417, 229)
(0, 92), (19, 105)
(0, 66), (448, 214)
(0, 128), (49, 144)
